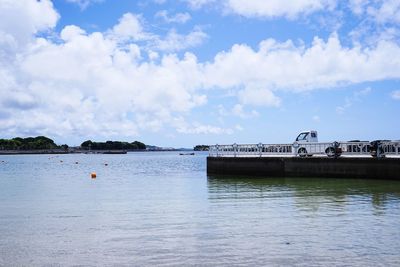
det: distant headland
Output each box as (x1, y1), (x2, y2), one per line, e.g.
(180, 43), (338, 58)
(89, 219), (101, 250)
(194, 145), (209, 151)
(0, 136), (68, 154)
(0, 136), (205, 154)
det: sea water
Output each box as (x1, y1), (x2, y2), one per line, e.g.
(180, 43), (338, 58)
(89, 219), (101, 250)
(0, 152), (399, 266)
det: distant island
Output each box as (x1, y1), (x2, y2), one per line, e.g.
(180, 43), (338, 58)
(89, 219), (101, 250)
(0, 136), (68, 151)
(80, 140), (146, 151)
(194, 145), (209, 151)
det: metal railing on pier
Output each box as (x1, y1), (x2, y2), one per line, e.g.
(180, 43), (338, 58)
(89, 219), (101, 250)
(209, 141), (400, 158)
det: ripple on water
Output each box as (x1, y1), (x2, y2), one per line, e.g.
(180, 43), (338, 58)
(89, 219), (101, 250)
(0, 153), (400, 266)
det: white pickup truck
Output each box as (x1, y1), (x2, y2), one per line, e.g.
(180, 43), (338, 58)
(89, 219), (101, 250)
(293, 130), (340, 157)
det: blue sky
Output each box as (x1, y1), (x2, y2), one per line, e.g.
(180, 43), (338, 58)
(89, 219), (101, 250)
(0, 0), (399, 147)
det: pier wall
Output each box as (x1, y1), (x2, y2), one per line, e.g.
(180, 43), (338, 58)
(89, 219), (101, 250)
(207, 157), (400, 180)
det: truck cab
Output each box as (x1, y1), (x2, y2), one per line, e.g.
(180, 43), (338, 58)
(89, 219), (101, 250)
(295, 130), (318, 143)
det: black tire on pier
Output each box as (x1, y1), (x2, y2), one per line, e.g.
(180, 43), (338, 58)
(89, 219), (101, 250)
(325, 147), (335, 158)
(298, 147), (307, 157)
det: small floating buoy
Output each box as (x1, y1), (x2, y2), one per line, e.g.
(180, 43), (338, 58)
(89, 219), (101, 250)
(75, 162), (79, 164)
(60, 160), (63, 163)
(104, 163), (108, 166)
(91, 172), (97, 179)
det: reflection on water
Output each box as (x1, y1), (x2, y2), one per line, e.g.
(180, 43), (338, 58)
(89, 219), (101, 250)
(206, 176), (400, 266)
(207, 175), (400, 214)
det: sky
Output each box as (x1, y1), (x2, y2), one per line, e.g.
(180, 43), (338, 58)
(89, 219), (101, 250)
(0, 0), (399, 147)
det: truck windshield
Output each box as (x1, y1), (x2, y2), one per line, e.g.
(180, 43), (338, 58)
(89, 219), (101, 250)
(296, 133), (309, 141)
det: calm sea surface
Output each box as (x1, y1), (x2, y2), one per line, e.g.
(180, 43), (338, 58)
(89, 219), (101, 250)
(0, 152), (399, 266)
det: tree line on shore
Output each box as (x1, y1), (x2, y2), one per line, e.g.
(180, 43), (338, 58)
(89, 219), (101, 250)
(80, 140), (146, 150)
(0, 136), (146, 151)
(194, 145), (209, 151)
(0, 136), (209, 151)
(0, 136), (65, 150)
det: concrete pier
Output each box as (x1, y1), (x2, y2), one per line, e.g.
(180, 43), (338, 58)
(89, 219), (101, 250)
(207, 157), (400, 180)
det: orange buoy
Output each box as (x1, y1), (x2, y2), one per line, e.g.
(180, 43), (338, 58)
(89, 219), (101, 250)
(91, 172), (97, 179)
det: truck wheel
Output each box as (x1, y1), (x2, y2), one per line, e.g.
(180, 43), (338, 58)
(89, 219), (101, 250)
(298, 147), (307, 157)
(325, 147), (335, 157)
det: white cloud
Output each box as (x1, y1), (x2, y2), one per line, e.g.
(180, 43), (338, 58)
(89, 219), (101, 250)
(0, 11), (209, 139)
(238, 87), (281, 107)
(235, 124), (244, 131)
(347, 1), (400, 46)
(218, 104), (259, 118)
(367, 0), (400, 24)
(60, 25), (87, 41)
(231, 104), (259, 118)
(312, 115), (321, 123)
(204, 34), (400, 93)
(182, 0), (215, 9)
(224, 0), (337, 19)
(153, 27), (208, 51)
(0, 0), (59, 48)
(217, 105), (229, 117)
(155, 10), (191, 24)
(108, 13), (206, 52)
(185, 0), (399, 23)
(336, 87), (372, 114)
(355, 87), (372, 97)
(110, 13), (153, 41)
(349, 0), (369, 15)
(182, 0), (336, 18)
(147, 50), (159, 60)
(174, 118), (234, 134)
(66, 0), (103, 10)
(391, 90), (400, 100)
(349, 0), (400, 24)
(336, 98), (351, 114)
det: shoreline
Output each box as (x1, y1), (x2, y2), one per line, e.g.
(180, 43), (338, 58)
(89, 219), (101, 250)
(0, 150), (69, 155)
(0, 149), (127, 155)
